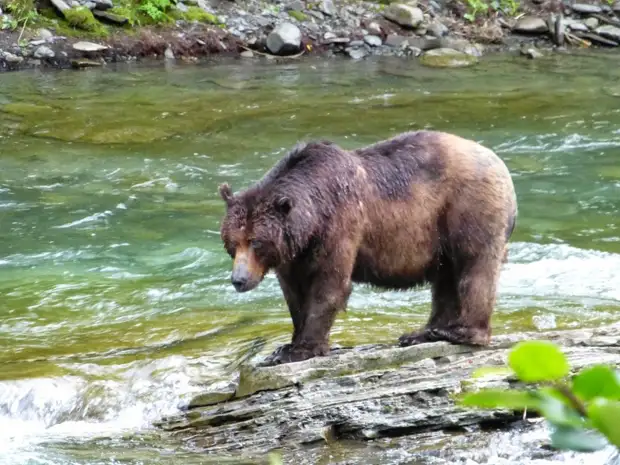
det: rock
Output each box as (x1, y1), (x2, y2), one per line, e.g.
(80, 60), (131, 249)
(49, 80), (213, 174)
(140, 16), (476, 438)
(240, 50), (254, 58)
(93, 0), (112, 9)
(520, 45), (543, 58)
(266, 22), (301, 55)
(419, 48), (478, 68)
(595, 24), (620, 41)
(71, 59), (102, 68)
(286, 0), (304, 11)
(50, 0), (70, 12)
(164, 46), (175, 60)
(319, 0), (337, 16)
(552, 14), (565, 45)
(72, 41), (109, 52)
(38, 28), (54, 40)
(442, 38), (484, 56)
(2, 51), (23, 63)
(574, 30), (619, 45)
(156, 326), (620, 456)
(92, 10), (129, 25)
(347, 47), (367, 59)
(571, 2), (602, 13)
(363, 34), (382, 47)
(33, 46), (55, 59)
(613, 0), (620, 13)
(564, 18), (588, 32)
(366, 21), (382, 35)
(30, 39), (47, 46)
(175, 2), (188, 13)
(384, 34), (409, 48)
(512, 15), (549, 34)
(584, 17), (599, 29)
(383, 4), (424, 29)
(428, 21), (448, 37)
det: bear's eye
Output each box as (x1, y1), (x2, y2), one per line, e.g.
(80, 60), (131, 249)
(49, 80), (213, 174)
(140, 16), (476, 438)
(251, 240), (263, 250)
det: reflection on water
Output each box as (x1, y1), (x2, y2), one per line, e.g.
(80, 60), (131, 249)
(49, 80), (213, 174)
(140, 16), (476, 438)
(1, 52), (620, 464)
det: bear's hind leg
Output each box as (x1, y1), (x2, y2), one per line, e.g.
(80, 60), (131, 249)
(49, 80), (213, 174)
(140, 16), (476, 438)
(399, 250), (502, 347)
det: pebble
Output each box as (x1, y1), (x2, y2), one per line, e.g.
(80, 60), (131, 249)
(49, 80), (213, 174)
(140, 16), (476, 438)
(513, 15), (549, 33)
(33, 45), (55, 59)
(319, 0), (337, 16)
(584, 17), (599, 29)
(383, 3), (424, 28)
(363, 34), (382, 47)
(266, 22), (302, 55)
(571, 3), (602, 13)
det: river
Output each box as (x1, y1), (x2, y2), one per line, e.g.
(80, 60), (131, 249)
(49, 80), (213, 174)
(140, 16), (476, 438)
(1, 52), (620, 464)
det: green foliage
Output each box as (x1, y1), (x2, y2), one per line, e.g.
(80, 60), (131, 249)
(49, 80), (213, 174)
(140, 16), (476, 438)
(182, 7), (218, 24)
(287, 9), (308, 21)
(460, 340), (620, 453)
(5, 0), (38, 27)
(137, 0), (174, 23)
(463, 0), (520, 22)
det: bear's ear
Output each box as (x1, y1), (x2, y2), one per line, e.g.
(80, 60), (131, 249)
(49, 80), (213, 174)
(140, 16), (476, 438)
(275, 196), (292, 216)
(219, 183), (234, 206)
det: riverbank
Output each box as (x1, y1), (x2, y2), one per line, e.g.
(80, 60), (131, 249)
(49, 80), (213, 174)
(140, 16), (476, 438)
(1, 0), (620, 71)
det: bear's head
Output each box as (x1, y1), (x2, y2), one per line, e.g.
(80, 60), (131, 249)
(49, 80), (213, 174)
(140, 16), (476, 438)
(218, 182), (298, 293)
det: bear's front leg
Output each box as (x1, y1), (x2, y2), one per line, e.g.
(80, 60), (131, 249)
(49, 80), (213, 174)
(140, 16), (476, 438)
(259, 239), (357, 366)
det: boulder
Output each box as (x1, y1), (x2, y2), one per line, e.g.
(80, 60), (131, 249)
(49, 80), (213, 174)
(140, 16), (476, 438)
(266, 22), (302, 55)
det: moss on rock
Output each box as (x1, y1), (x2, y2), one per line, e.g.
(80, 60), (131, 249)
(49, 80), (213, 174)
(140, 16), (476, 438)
(64, 6), (108, 35)
(182, 6), (218, 23)
(287, 9), (307, 21)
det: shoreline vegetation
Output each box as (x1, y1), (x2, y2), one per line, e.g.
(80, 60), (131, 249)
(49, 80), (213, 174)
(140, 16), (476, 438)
(0, 0), (619, 71)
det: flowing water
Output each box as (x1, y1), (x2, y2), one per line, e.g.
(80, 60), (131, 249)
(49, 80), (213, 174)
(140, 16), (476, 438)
(2, 52), (620, 464)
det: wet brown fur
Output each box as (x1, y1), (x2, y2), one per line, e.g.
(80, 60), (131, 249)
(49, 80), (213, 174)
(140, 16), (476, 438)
(218, 130), (518, 365)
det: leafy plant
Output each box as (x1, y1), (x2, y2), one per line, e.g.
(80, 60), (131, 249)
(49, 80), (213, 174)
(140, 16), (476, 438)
(460, 340), (620, 453)
(463, 0), (520, 22)
(138, 0), (173, 23)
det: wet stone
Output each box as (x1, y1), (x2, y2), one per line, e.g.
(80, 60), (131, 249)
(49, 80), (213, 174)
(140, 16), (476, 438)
(513, 15), (549, 33)
(595, 24), (620, 41)
(571, 3), (602, 13)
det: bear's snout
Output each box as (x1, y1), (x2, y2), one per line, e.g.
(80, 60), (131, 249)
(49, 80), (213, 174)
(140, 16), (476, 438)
(231, 262), (258, 292)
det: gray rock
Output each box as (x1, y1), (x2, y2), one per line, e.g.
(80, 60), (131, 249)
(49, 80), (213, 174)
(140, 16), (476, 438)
(256, 16), (272, 27)
(584, 17), (599, 29)
(520, 45), (543, 58)
(366, 21), (382, 35)
(176, 2), (188, 12)
(419, 47), (478, 68)
(571, 3), (602, 13)
(92, 9), (129, 24)
(84, 1), (96, 9)
(613, 0), (620, 13)
(38, 28), (54, 40)
(240, 50), (254, 58)
(2, 51), (23, 63)
(30, 39), (46, 46)
(164, 47), (175, 60)
(72, 41), (109, 52)
(50, 0), (70, 12)
(595, 24), (620, 41)
(442, 38), (484, 56)
(93, 0), (113, 10)
(349, 40), (364, 47)
(363, 35), (382, 47)
(346, 47), (367, 59)
(286, 0), (304, 11)
(384, 34), (409, 48)
(33, 45), (55, 59)
(319, 0), (337, 16)
(383, 4), (424, 28)
(513, 15), (549, 33)
(428, 21), (448, 37)
(573, 30), (619, 45)
(266, 22), (302, 55)
(565, 19), (588, 32)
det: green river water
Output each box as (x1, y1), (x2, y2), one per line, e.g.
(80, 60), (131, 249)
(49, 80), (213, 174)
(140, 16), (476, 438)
(2, 52), (620, 465)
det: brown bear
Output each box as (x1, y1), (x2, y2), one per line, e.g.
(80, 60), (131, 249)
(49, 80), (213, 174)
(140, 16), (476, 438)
(218, 130), (517, 366)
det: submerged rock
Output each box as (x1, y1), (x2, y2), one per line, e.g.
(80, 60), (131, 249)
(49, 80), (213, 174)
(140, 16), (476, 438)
(383, 3), (424, 29)
(419, 48), (478, 68)
(266, 22), (302, 55)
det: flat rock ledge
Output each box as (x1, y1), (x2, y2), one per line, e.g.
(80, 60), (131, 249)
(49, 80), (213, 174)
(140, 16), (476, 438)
(156, 325), (620, 457)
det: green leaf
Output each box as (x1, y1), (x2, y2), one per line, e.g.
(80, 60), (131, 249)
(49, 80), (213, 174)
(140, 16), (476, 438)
(508, 341), (570, 383)
(459, 389), (539, 410)
(588, 398), (620, 447)
(534, 391), (586, 428)
(471, 366), (514, 379)
(572, 365), (620, 402)
(549, 425), (609, 452)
